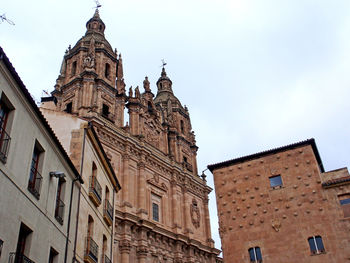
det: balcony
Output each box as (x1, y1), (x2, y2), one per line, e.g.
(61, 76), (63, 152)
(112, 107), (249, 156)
(55, 198), (65, 225)
(0, 127), (11, 163)
(103, 199), (113, 226)
(84, 237), (99, 263)
(27, 167), (42, 199)
(8, 252), (35, 263)
(103, 255), (111, 263)
(89, 176), (102, 207)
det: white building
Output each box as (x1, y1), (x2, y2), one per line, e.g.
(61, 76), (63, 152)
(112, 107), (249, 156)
(0, 47), (83, 263)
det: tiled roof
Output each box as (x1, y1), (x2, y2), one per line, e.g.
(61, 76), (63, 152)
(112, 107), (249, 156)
(322, 176), (350, 187)
(208, 138), (325, 173)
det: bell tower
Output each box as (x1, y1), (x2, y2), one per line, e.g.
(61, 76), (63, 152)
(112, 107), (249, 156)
(51, 10), (126, 126)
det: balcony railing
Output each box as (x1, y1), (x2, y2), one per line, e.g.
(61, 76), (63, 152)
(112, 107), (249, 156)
(8, 252), (35, 263)
(89, 176), (102, 206)
(27, 167), (42, 199)
(0, 126), (11, 163)
(103, 199), (113, 225)
(55, 198), (65, 225)
(103, 255), (111, 263)
(85, 237), (99, 263)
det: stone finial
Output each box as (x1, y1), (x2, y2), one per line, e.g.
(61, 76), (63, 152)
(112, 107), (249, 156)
(143, 76), (151, 92)
(129, 86), (133, 97)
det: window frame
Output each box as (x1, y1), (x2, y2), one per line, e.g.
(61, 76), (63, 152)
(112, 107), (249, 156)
(269, 175), (283, 189)
(308, 236), (325, 255)
(248, 246), (262, 262)
(28, 141), (44, 199)
(339, 194), (350, 218)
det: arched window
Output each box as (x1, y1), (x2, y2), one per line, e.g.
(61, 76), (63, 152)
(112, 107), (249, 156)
(105, 63), (110, 78)
(308, 236), (325, 254)
(248, 247), (262, 263)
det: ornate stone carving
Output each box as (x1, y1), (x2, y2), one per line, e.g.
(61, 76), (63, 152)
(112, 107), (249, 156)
(137, 245), (149, 257)
(190, 199), (200, 228)
(119, 240), (131, 253)
(147, 174), (168, 192)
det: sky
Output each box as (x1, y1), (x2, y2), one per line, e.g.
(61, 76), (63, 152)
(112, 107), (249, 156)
(2, 0), (350, 252)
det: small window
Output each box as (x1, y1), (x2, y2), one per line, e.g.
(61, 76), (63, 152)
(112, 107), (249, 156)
(0, 93), (14, 163)
(55, 178), (66, 225)
(0, 238), (3, 259)
(308, 236), (325, 254)
(339, 194), (350, 218)
(64, 102), (72, 114)
(48, 247), (58, 263)
(269, 175), (283, 189)
(248, 247), (262, 262)
(71, 61), (77, 75)
(152, 203), (159, 222)
(105, 63), (110, 78)
(180, 120), (184, 134)
(102, 104), (110, 118)
(15, 223), (33, 262)
(28, 141), (44, 199)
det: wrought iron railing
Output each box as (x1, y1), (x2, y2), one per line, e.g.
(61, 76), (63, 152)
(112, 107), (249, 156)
(8, 252), (35, 263)
(27, 167), (42, 199)
(55, 198), (65, 225)
(104, 199), (113, 222)
(85, 237), (99, 263)
(89, 176), (102, 203)
(0, 126), (11, 163)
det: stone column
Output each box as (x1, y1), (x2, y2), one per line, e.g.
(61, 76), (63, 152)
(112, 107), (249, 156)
(137, 160), (147, 218)
(171, 179), (178, 228)
(136, 245), (148, 263)
(182, 186), (190, 234)
(203, 196), (213, 247)
(119, 240), (131, 263)
(122, 151), (130, 207)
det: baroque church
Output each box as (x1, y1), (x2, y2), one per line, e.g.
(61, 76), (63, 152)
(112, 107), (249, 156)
(44, 10), (221, 263)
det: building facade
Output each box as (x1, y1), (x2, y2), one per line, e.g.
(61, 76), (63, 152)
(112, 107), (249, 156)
(0, 47), (83, 263)
(43, 10), (221, 263)
(208, 139), (350, 263)
(40, 108), (121, 263)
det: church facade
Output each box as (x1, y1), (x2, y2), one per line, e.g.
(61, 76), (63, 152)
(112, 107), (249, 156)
(43, 10), (221, 263)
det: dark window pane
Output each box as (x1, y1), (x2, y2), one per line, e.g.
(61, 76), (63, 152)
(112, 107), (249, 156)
(308, 237), (316, 253)
(315, 236), (324, 251)
(269, 175), (282, 187)
(340, 198), (350, 205)
(248, 248), (255, 261)
(152, 203), (159, 222)
(255, 247), (262, 260)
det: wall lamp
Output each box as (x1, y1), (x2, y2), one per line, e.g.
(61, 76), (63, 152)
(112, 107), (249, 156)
(50, 171), (66, 179)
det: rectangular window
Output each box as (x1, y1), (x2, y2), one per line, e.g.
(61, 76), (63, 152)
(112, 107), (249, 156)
(28, 141), (44, 199)
(269, 175), (283, 189)
(308, 236), (325, 254)
(13, 223), (33, 263)
(48, 247), (58, 263)
(0, 238), (3, 259)
(339, 194), (350, 218)
(248, 247), (262, 262)
(0, 94), (14, 163)
(55, 179), (65, 224)
(152, 203), (159, 222)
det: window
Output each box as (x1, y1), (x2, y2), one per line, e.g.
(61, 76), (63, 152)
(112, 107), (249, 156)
(0, 238), (3, 259)
(102, 104), (110, 118)
(152, 203), (159, 222)
(180, 120), (184, 133)
(269, 175), (283, 189)
(55, 178), (66, 224)
(14, 223), (33, 262)
(151, 193), (161, 222)
(64, 102), (72, 113)
(339, 194), (350, 218)
(48, 247), (58, 263)
(308, 236), (325, 254)
(85, 216), (98, 263)
(248, 247), (262, 262)
(0, 94), (14, 163)
(105, 63), (110, 78)
(71, 61), (77, 75)
(28, 141), (44, 199)
(89, 162), (102, 206)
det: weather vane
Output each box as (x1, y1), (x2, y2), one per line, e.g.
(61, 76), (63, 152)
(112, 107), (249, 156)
(94, 0), (102, 10)
(161, 59), (167, 68)
(0, 14), (15, 25)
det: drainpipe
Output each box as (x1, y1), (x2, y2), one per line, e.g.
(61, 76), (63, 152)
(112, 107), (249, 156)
(72, 127), (87, 263)
(111, 189), (116, 262)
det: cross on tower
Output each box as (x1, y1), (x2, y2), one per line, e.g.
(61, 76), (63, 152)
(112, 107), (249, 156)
(94, 0), (102, 10)
(161, 59), (167, 68)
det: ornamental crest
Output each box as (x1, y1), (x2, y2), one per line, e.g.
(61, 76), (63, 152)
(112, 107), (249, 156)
(190, 199), (200, 228)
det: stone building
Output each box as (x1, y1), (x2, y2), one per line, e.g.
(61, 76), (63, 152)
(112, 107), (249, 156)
(40, 107), (121, 263)
(42, 10), (221, 263)
(0, 47), (83, 263)
(208, 139), (350, 263)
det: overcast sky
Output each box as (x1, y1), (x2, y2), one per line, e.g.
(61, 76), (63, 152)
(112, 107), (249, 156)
(2, 0), (350, 251)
